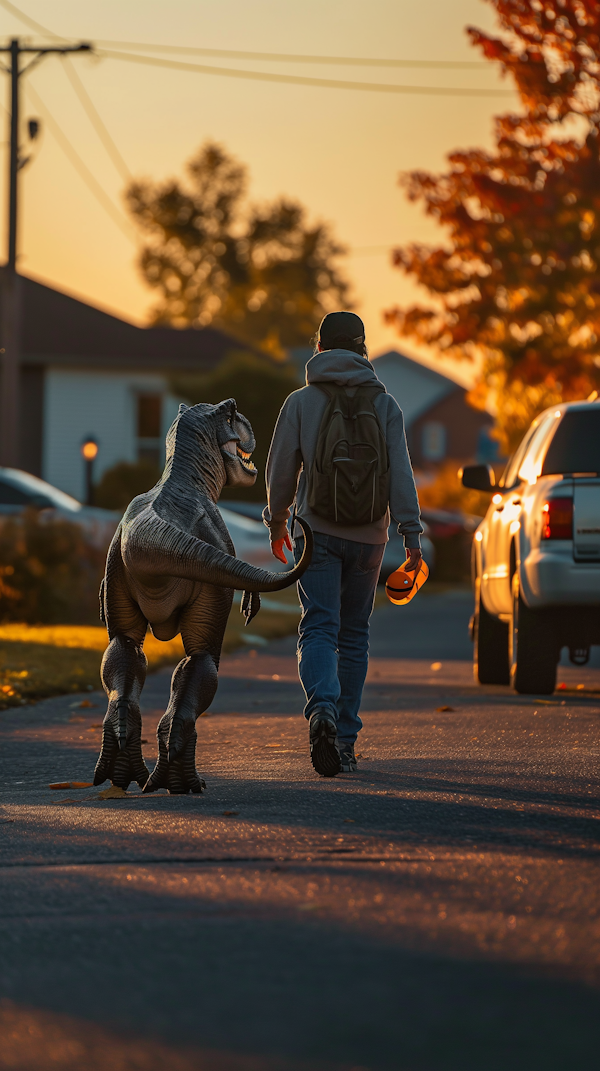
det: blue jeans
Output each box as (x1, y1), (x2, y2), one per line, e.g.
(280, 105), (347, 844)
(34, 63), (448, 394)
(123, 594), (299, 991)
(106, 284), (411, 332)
(293, 533), (385, 746)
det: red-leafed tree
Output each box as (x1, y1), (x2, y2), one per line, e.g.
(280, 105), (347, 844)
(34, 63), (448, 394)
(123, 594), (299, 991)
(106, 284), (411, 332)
(386, 1), (600, 450)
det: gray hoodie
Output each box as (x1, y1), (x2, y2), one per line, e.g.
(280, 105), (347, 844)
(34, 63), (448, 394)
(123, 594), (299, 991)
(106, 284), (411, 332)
(263, 348), (423, 548)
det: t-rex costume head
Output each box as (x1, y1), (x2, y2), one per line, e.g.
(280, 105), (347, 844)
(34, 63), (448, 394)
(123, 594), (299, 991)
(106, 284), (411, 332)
(166, 398), (258, 496)
(94, 398), (312, 795)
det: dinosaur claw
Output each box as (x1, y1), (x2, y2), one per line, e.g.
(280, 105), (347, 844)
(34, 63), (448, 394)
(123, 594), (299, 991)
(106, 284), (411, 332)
(93, 700), (148, 791)
(148, 712), (204, 794)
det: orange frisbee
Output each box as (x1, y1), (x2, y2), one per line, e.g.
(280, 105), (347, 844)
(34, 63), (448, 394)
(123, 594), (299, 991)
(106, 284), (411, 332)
(385, 558), (429, 605)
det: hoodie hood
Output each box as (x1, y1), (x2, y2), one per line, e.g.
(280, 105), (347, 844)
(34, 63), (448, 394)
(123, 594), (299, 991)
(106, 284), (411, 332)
(305, 348), (385, 389)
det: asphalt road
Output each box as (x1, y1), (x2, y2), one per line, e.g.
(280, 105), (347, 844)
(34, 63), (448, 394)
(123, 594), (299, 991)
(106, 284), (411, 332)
(1, 587), (599, 1071)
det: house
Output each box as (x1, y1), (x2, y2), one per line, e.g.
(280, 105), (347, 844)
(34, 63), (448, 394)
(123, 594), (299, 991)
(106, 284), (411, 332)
(9, 275), (257, 502)
(371, 351), (496, 469)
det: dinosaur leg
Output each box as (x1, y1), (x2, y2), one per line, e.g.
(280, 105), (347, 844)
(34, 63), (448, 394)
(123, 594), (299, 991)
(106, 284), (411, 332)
(144, 586), (231, 795)
(94, 542), (150, 789)
(93, 636), (149, 789)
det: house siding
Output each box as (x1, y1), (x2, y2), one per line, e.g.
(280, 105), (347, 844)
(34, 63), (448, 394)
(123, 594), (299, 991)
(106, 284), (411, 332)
(43, 369), (181, 501)
(408, 388), (493, 469)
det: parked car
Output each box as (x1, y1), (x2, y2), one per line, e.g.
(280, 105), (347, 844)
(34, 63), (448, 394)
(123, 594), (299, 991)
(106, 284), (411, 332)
(462, 399), (600, 694)
(219, 506), (281, 568)
(0, 467), (119, 548)
(0, 473), (277, 569)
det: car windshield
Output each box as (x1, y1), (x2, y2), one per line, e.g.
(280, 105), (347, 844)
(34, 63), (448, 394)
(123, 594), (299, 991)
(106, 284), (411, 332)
(0, 468), (82, 512)
(518, 413), (560, 484)
(542, 408), (600, 475)
(500, 424), (538, 488)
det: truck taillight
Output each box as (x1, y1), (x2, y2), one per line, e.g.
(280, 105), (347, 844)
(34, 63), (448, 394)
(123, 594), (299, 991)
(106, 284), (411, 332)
(542, 497), (573, 539)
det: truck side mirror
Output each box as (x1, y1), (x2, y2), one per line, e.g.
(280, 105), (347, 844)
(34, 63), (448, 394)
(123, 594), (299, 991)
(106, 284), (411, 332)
(459, 464), (495, 492)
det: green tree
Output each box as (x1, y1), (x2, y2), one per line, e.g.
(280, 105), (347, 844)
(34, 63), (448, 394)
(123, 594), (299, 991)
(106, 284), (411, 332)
(171, 351), (300, 502)
(126, 142), (350, 357)
(386, 0), (600, 451)
(93, 460), (162, 511)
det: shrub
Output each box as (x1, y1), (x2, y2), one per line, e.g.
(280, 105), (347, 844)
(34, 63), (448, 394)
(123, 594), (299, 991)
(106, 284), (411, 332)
(171, 351), (300, 502)
(93, 460), (161, 511)
(0, 511), (105, 624)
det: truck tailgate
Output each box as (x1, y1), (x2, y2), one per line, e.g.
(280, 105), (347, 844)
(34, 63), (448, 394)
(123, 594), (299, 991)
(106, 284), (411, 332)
(573, 481), (600, 560)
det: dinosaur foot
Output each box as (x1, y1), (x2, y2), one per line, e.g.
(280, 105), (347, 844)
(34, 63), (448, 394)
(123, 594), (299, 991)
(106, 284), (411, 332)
(143, 713), (205, 795)
(93, 699), (149, 790)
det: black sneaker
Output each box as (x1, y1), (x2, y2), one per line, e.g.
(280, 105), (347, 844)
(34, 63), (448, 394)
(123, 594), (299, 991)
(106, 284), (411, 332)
(339, 744), (357, 773)
(309, 709), (341, 777)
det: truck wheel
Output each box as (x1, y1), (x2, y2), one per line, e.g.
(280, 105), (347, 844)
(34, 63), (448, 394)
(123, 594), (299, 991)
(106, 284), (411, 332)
(474, 587), (510, 684)
(510, 575), (557, 695)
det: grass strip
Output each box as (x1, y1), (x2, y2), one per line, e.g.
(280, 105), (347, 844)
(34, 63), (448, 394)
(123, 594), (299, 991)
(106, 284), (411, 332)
(0, 588), (300, 710)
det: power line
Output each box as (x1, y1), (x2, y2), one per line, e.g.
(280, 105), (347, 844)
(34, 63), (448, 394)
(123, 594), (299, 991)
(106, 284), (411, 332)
(24, 81), (135, 242)
(94, 39), (489, 70)
(0, 0), (131, 181)
(0, 0), (60, 39)
(98, 48), (514, 98)
(60, 57), (130, 181)
(0, 0), (492, 70)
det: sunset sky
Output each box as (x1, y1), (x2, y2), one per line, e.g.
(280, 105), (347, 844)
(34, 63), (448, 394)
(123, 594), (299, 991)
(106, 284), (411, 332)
(0, 0), (516, 369)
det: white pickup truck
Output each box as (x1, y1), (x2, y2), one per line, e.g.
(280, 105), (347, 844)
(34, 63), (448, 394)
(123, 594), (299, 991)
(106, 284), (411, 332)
(461, 400), (600, 694)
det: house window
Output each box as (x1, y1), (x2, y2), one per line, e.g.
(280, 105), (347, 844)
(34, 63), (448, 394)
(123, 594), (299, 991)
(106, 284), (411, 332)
(422, 421), (447, 461)
(137, 394), (162, 468)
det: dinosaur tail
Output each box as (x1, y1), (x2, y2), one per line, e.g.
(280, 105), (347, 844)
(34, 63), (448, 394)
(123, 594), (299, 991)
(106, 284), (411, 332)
(218, 518), (313, 593)
(123, 514), (313, 593)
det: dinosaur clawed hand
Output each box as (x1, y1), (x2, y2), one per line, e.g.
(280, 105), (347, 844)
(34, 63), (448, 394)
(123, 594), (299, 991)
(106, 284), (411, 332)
(241, 590), (261, 625)
(93, 699), (149, 790)
(143, 712), (205, 795)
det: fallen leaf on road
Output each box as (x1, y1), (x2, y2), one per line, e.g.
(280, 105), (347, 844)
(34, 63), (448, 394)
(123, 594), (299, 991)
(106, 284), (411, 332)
(222, 810), (239, 816)
(70, 700), (96, 709)
(343, 819), (355, 824)
(437, 706), (455, 712)
(49, 781), (93, 790)
(50, 796), (95, 804)
(430, 662), (442, 671)
(97, 786), (128, 799)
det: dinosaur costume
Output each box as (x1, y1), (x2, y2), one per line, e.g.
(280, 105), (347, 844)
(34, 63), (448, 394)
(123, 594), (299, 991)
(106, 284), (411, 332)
(93, 398), (312, 795)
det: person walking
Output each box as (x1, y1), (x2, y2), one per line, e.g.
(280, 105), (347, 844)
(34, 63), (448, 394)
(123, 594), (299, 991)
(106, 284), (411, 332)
(263, 312), (422, 776)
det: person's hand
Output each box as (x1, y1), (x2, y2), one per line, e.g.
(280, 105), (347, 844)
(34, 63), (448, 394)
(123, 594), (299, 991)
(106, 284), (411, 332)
(271, 531), (293, 564)
(405, 547), (422, 572)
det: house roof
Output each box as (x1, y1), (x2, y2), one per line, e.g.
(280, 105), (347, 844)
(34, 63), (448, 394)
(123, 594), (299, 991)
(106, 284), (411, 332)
(10, 273), (257, 372)
(372, 349), (460, 428)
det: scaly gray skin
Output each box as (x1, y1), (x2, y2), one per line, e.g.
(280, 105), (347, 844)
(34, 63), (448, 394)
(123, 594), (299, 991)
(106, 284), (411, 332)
(93, 398), (312, 795)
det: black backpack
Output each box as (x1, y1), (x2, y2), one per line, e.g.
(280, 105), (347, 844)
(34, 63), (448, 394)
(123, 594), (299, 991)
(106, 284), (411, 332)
(307, 383), (390, 526)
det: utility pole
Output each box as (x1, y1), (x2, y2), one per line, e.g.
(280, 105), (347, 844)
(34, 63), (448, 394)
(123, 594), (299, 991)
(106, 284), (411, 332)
(0, 38), (91, 468)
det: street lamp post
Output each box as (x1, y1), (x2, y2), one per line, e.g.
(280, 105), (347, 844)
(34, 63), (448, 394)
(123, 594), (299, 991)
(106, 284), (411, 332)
(81, 437), (98, 506)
